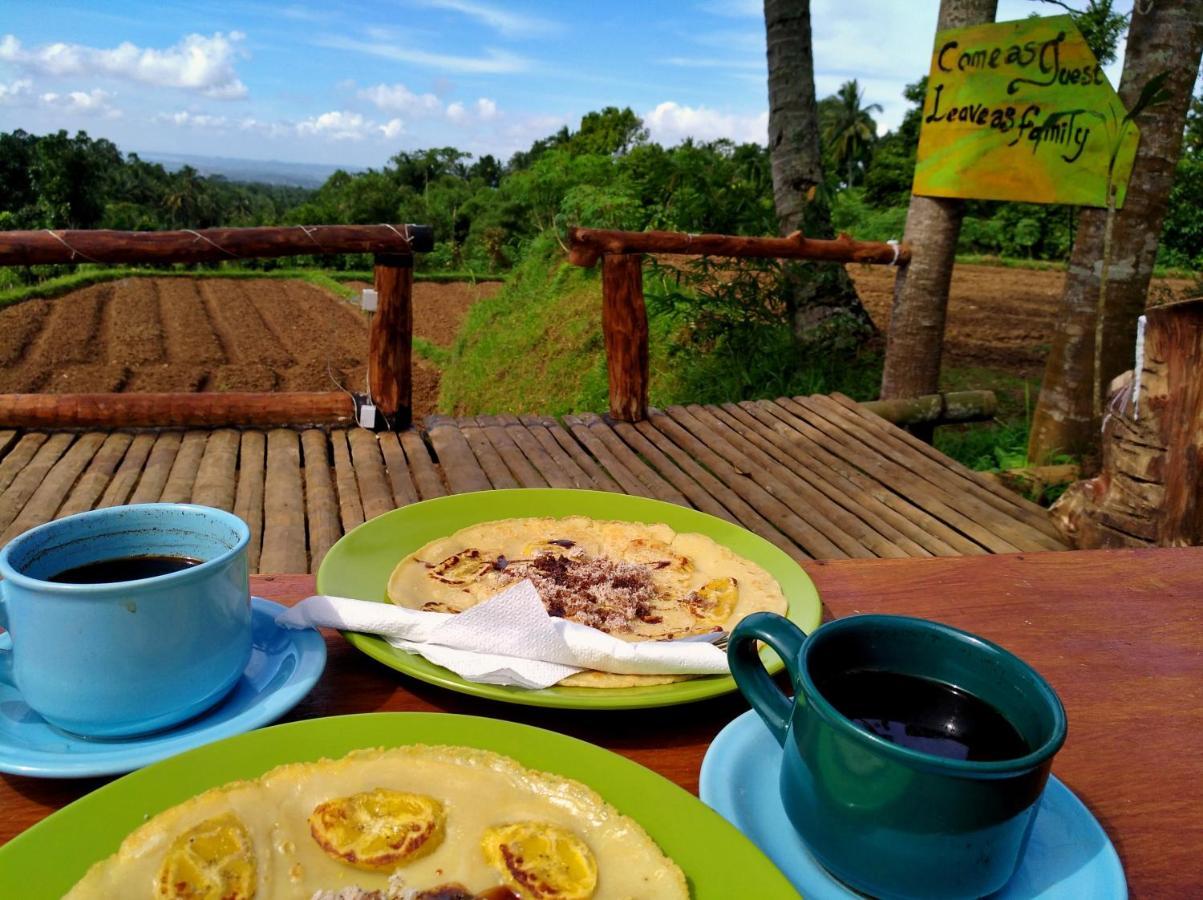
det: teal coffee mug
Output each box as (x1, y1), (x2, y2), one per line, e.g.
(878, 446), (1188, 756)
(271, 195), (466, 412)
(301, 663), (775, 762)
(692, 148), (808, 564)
(729, 612), (1067, 900)
(0, 503), (252, 738)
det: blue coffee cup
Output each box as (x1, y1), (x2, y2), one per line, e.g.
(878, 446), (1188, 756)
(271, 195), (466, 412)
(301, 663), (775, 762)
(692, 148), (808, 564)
(0, 503), (252, 738)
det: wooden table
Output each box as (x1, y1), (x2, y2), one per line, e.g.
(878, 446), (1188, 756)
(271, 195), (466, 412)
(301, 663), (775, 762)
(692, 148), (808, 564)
(2, 547), (1200, 896)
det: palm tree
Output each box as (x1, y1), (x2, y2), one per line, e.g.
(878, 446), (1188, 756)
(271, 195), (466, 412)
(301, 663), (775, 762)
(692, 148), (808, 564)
(822, 80), (882, 188)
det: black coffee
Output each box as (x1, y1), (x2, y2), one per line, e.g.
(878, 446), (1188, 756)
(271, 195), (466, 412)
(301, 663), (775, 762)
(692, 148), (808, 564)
(816, 669), (1031, 762)
(49, 555), (202, 584)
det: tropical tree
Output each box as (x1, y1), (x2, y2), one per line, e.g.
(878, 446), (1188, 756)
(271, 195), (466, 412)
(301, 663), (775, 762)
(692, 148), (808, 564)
(763, 0), (874, 344)
(879, 0), (997, 424)
(822, 80), (882, 188)
(1029, 3), (1203, 461)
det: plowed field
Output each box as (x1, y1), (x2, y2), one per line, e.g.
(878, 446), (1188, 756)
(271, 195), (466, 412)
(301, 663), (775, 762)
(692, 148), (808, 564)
(849, 263), (1194, 379)
(0, 277), (501, 417)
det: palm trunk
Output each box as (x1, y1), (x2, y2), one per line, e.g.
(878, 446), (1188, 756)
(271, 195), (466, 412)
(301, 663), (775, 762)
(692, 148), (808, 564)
(880, 0), (997, 413)
(763, 0), (874, 344)
(1029, 3), (1203, 463)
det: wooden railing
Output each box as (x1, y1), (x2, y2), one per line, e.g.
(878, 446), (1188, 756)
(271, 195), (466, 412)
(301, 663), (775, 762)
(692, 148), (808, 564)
(567, 227), (912, 422)
(0, 225), (432, 430)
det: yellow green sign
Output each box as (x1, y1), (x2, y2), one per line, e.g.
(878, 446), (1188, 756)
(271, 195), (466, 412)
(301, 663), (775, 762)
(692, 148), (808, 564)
(913, 15), (1138, 208)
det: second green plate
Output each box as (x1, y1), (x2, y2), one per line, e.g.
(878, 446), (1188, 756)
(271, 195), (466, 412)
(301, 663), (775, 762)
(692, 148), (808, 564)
(317, 489), (821, 709)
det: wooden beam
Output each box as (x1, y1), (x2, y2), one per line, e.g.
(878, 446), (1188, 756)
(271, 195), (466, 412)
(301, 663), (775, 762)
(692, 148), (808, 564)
(0, 392), (353, 429)
(860, 391), (997, 426)
(0, 224), (434, 267)
(568, 226), (909, 268)
(601, 253), (649, 422)
(369, 254), (414, 429)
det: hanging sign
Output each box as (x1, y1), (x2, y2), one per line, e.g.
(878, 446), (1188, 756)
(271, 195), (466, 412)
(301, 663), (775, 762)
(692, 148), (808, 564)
(913, 15), (1138, 208)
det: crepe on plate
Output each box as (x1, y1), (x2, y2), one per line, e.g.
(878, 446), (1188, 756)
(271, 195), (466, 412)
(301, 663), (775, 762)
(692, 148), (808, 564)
(387, 516), (788, 687)
(67, 744), (689, 900)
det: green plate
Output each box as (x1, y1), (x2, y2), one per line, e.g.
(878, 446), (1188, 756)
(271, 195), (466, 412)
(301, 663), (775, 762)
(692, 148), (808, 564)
(0, 712), (800, 899)
(317, 489), (821, 709)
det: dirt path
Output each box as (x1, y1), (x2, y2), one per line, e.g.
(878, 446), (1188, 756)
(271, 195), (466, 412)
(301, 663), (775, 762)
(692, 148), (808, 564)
(0, 276), (502, 419)
(849, 264), (1195, 379)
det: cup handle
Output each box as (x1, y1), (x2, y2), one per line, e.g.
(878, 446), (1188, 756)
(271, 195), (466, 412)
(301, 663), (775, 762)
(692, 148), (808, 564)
(729, 612), (809, 747)
(0, 581), (11, 686)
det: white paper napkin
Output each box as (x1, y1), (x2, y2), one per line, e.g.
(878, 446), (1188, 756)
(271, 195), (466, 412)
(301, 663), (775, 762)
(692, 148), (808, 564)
(275, 579), (729, 689)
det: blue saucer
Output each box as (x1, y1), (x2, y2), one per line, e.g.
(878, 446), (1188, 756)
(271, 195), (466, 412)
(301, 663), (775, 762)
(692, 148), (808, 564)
(0, 597), (325, 778)
(700, 710), (1126, 899)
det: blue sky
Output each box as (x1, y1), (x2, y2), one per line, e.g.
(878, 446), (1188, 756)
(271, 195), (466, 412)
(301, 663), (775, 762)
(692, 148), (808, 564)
(0, 0), (1130, 167)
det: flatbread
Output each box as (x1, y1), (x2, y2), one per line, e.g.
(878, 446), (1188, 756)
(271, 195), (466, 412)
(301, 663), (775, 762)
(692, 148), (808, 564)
(388, 516), (788, 687)
(67, 744), (689, 899)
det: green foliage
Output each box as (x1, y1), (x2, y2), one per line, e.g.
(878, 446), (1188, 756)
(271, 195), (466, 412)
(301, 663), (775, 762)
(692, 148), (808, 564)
(820, 80), (882, 188)
(1037, 1), (1128, 66)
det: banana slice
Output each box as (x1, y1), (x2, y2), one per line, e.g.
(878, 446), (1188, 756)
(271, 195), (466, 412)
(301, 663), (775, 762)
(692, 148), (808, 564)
(687, 577), (739, 626)
(308, 789), (446, 871)
(622, 538), (692, 574)
(481, 822), (598, 900)
(521, 538), (578, 558)
(156, 812), (256, 899)
(430, 549), (500, 585)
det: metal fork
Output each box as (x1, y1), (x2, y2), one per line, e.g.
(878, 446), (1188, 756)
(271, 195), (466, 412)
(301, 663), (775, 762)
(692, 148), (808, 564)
(671, 630), (729, 651)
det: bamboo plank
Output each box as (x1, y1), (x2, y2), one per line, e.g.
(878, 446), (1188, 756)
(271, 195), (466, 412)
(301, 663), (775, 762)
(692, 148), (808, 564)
(400, 429), (446, 500)
(234, 431), (266, 573)
(97, 433), (156, 509)
(610, 420), (738, 523)
(301, 429), (341, 572)
(0, 431), (18, 462)
(259, 429), (307, 574)
(57, 432), (133, 519)
(562, 414), (644, 495)
(519, 415), (597, 490)
(158, 431), (208, 504)
(458, 419), (519, 489)
(733, 401), (964, 556)
(630, 418), (803, 561)
(1, 433), (104, 543)
(497, 414), (575, 490)
(331, 430), (365, 532)
(667, 405), (878, 558)
(540, 416), (623, 493)
(698, 404), (919, 558)
(803, 395), (1058, 552)
(645, 409), (844, 559)
(830, 393), (1067, 543)
(0, 433), (74, 535)
(778, 397), (1022, 554)
(578, 413), (689, 506)
(0, 433), (48, 495)
(475, 416), (547, 489)
(349, 428), (397, 520)
(378, 433), (419, 507)
(427, 416), (492, 493)
(190, 429), (240, 511)
(128, 431), (182, 504)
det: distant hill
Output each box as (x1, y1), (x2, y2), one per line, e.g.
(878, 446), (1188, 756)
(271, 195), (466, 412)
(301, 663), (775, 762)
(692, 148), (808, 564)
(137, 151), (362, 188)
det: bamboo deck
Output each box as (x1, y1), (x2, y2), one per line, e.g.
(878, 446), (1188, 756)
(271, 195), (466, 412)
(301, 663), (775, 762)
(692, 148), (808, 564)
(0, 393), (1066, 573)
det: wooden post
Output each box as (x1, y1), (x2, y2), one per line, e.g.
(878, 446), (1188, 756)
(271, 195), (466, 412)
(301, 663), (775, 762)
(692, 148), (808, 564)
(601, 253), (649, 422)
(1052, 298), (1203, 547)
(369, 254), (414, 430)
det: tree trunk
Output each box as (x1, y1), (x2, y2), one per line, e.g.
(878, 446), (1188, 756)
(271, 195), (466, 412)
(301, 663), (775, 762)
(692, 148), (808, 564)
(763, 0), (874, 345)
(1029, 3), (1203, 463)
(880, 0), (997, 414)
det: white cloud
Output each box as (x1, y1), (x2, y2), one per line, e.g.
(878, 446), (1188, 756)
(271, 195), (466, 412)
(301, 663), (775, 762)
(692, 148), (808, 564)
(40, 88), (121, 117)
(414, 0), (559, 37)
(0, 78), (31, 104)
(445, 101), (466, 123)
(295, 110), (404, 141)
(475, 97), (498, 120)
(0, 32), (248, 99)
(315, 35), (529, 74)
(643, 101), (767, 146)
(358, 82), (442, 115)
(160, 111), (229, 128)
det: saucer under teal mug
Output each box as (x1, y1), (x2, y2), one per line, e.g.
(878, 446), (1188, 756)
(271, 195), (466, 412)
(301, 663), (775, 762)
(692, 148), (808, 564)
(0, 504), (252, 738)
(729, 612), (1067, 900)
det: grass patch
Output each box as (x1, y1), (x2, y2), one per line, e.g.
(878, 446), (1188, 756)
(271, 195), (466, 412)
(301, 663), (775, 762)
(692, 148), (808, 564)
(413, 337), (451, 367)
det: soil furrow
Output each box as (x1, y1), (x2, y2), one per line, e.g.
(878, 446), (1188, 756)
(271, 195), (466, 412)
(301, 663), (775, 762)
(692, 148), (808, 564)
(105, 278), (165, 366)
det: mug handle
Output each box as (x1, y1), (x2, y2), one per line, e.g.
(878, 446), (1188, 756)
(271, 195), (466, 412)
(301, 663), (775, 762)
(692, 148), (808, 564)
(0, 581), (11, 685)
(729, 612), (809, 747)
